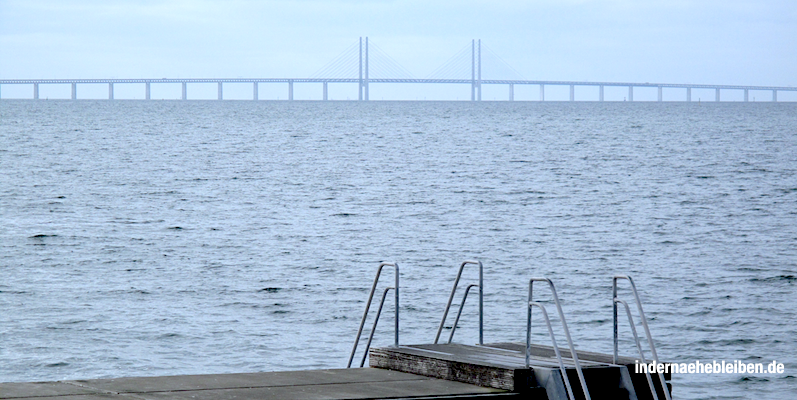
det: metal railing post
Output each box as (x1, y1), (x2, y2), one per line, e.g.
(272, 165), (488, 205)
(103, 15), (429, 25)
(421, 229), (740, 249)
(613, 275), (671, 400)
(529, 277), (590, 400)
(360, 287), (394, 367)
(347, 262), (399, 368)
(613, 278), (618, 364)
(615, 298), (659, 400)
(528, 302), (577, 400)
(435, 260), (483, 345)
(448, 284), (479, 343)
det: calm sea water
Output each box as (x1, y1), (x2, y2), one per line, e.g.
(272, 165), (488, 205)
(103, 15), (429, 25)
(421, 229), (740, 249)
(1, 100), (795, 399)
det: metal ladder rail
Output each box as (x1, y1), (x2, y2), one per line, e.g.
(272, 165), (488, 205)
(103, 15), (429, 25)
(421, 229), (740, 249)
(527, 302), (578, 400)
(357, 287), (395, 367)
(446, 283), (479, 344)
(434, 260), (483, 345)
(347, 262), (399, 368)
(528, 277), (591, 400)
(615, 298), (659, 400)
(613, 275), (671, 400)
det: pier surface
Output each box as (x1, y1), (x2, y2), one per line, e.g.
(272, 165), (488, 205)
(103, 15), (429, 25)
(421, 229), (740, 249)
(370, 343), (671, 400)
(0, 368), (513, 400)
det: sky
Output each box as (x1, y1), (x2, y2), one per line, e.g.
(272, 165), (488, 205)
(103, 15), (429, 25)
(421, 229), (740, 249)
(1, 0), (795, 100)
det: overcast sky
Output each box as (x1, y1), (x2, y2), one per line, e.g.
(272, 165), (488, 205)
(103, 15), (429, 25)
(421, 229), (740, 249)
(1, 1), (795, 90)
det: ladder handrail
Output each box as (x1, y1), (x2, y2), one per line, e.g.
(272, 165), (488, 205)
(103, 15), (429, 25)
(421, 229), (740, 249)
(615, 298), (660, 400)
(613, 275), (671, 400)
(447, 283), (479, 344)
(527, 302), (577, 400)
(347, 262), (399, 368)
(359, 287), (395, 367)
(434, 260), (483, 345)
(528, 277), (590, 400)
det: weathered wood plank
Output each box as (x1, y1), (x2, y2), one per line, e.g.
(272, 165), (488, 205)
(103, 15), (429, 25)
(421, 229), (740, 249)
(370, 346), (519, 391)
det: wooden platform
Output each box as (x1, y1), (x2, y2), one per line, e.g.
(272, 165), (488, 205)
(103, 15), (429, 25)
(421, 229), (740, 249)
(369, 343), (671, 400)
(1, 344), (671, 400)
(0, 368), (518, 400)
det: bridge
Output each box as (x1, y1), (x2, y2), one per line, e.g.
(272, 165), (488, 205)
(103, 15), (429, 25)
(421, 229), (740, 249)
(1, 38), (795, 102)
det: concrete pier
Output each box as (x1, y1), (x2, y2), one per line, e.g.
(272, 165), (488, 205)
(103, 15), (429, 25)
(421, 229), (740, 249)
(508, 83), (514, 101)
(108, 83), (114, 100)
(253, 82), (258, 100)
(628, 86), (633, 102)
(288, 80), (294, 101)
(687, 87), (691, 102)
(146, 82), (151, 100)
(364, 37), (370, 101)
(370, 342), (672, 400)
(217, 82), (223, 100)
(0, 368), (511, 400)
(182, 82), (187, 100)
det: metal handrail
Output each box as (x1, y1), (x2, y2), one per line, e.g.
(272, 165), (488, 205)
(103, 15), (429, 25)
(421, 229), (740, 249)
(615, 298), (659, 400)
(359, 287), (394, 367)
(527, 302), (578, 400)
(528, 278), (590, 400)
(434, 260), (483, 345)
(446, 283), (479, 344)
(613, 275), (671, 400)
(347, 262), (399, 368)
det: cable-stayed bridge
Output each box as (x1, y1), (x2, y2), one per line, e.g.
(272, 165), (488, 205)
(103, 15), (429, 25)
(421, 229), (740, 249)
(2, 37), (795, 101)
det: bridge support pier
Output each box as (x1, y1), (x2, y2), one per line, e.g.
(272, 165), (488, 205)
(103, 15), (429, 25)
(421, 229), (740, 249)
(323, 82), (328, 101)
(253, 82), (258, 100)
(569, 84), (574, 101)
(288, 80), (293, 101)
(773, 90), (778, 102)
(599, 85), (604, 102)
(109, 83), (114, 100)
(145, 82), (150, 100)
(509, 84), (514, 101)
(687, 87), (691, 102)
(72, 83), (77, 100)
(744, 89), (749, 102)
(476, 40), (481, 101)
(628, 86), (633, 102)
(539, 84), (544, 101)
(182, 82), (187, 100)
(217, 82), (223, 100)
(657, 86), (662, 102)
(34, 83), (39, 99)
(715, 88), (720, 102)
(364, 37), (369, 101)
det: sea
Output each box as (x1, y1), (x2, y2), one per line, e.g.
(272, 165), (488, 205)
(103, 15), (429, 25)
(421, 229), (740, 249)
(1, 100), (795, 399)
